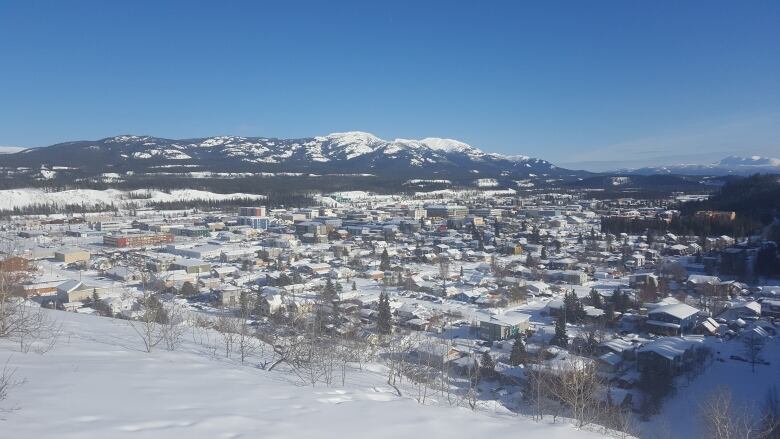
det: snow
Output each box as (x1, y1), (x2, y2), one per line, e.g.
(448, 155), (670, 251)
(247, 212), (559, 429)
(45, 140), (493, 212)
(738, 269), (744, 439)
(0, 310), (603, 439)
(641, 336), (780, 438)
(0, 188), (265, 211)
(418, 137), (476, 154)
(0, 146), (26, 154)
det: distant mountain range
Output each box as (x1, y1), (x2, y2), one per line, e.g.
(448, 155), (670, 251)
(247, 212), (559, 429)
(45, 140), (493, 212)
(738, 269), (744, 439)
(621, 155), (780, 176)
(0, 132), (585, 188)
(1, 133), (776, 193)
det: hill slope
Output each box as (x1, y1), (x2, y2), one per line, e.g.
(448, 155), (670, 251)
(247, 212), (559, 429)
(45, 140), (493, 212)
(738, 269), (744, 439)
(0, 310), (601, 439)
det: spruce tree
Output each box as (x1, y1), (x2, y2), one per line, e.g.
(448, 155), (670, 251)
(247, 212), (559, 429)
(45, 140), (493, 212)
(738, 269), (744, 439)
(551, 313), (568, 348)
(379, 248), (391, 271)
(322, 277), (337, 303)
(509, 337), (527, 366)
(377, 292), (392, 335)
(480, 351), (496, 379)
(589, 288), (603, 309)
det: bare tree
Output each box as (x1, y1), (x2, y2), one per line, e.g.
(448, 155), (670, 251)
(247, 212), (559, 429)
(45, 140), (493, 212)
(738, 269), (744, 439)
(0, 358), (23, 417)
(160, 301), (186, 351)
(464, 352), (480, 411)
(214, 313), (238, 359)
(547, 357), (601, 428)
(699, 386), (772, 439)
(0, 245), (60, 354)
(129, 291), (167, 353)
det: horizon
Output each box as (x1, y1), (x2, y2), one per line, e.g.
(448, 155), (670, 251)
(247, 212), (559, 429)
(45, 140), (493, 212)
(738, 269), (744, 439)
(1, 1), (779, 170)
(1, 129), (778, 172)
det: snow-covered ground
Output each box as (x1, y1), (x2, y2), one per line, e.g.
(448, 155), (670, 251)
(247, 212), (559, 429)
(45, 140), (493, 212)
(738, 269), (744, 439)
(1, 310), (603, 439)
(0, 188), (265, 211)
(640, 335), (780, 438)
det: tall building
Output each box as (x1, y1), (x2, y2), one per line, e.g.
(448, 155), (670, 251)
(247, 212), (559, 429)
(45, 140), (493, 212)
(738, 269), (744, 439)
(239, 206), (266, 217)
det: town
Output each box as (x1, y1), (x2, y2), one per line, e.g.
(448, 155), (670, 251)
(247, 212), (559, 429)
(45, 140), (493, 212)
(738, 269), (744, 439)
(2, 182), (778, 437)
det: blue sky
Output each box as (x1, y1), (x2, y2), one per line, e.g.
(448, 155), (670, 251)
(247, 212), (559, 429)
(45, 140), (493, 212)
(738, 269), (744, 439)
(1, 0), (778, 170)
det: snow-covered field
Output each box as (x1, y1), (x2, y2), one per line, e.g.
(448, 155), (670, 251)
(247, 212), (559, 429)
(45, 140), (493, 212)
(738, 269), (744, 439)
(0, 188), (265, 211)
(0, 310), (602, 439)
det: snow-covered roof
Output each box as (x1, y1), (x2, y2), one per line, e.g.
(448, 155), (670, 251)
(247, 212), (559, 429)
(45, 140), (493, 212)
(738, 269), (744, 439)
(648, 303), (699, 320)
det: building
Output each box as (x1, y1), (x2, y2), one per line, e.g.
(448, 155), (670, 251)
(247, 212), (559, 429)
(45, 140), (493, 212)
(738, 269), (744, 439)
(636, 336), (705, 373)
(170, 258), (211, 275)
(478, 312), (531, 341)
(646, 303), (700, 335)
(239, 206), (266, 217)
(239, 216), (270, 230)
(173, 227), (211, 238)
(54, 247), (90, 264)
(425, 205), (469, 219)
(95, 221), (127, 232)
(694, 210), (736, 222)
(103, 232), (175, 248)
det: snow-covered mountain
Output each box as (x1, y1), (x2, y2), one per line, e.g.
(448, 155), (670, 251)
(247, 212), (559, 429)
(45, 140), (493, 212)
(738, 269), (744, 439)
(623, 155), (780, 176)
(0, 146), (26, 154)
(0, 132), (578, 184)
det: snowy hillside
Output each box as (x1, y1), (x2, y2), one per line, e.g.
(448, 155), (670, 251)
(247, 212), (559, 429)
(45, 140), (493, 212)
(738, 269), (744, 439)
(0, 310), (602, 439)
(0, 188), (265, 212)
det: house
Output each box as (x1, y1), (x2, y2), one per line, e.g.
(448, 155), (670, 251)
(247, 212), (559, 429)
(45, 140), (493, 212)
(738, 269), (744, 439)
(56, 281), (112, 302)
(526, 281), (551, 296)
(686, 275), (721, 295)
(646, 303), (700, 335)
(545, 270), (588, 285)
(219, 285), (244, 308)
(629, 273), (658, 289)
(716, 301), (761, 322)
(105, 266), (140, 282)
(636, 336), (706, 373)
(695, 317), (721, 336)
(22, 274), (67, 296)
(409, 342), (463, 368)
(478, 312), (531, 341)
(760, 299), (780, 319)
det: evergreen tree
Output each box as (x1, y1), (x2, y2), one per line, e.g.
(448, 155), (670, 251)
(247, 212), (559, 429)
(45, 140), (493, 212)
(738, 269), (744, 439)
(480, 351), (496, 379)
(377, 292), (392, 335)
(541, 246), (548, 260)
(91, 290), (112, 317)
(604, 303), (616, 323)
(379, 248), (391, 271)
(589, 288), (603, 309)
(563, 290), (585, 323)
(352, 281), (357, 291)
(612, 287), (630, 313)
(550, 313), (568, 348)
(509, 337), (527, 366)
(322, 277), (338, 303)
(180, 281), (198, 297)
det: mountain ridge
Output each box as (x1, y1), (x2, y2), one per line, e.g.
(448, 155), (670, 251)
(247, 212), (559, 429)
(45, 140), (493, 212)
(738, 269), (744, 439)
(0, 131), (581, 186)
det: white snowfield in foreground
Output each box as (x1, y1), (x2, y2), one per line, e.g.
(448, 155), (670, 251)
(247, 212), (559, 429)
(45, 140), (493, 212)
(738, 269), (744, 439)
(1, 310), (601, 439)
